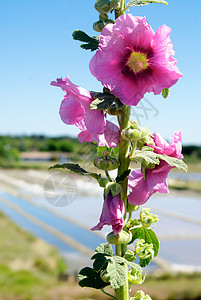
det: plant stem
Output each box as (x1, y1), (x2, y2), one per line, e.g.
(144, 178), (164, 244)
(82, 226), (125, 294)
(105, 170), (112, 182)
(115, 0), (125, 18)
(115, 105), (131, 300)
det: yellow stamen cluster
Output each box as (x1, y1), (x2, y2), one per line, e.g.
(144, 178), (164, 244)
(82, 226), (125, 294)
(127, 52), (148, 73)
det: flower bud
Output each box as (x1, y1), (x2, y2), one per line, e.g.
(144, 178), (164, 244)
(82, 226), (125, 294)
(94, 156), (119, 171)
(127, 203), (140, 213)
(107, 230), (132, 244)
(130, 121), (140, 130)
(140, 127), (149, 138)
(122, 128), (141, 141)
(141, 135), (155, 145)
(124, 250), (136, 262)
(100, 269), (110, 283)
(94, 0), (111, 14)
(93, 18), (114, 32)
(110, 0), (121, 9)
(140, 208), (159, 229)
(128, 267), (144, 284)
(135, 239), (154, 260)
(130, 290), (152, 300)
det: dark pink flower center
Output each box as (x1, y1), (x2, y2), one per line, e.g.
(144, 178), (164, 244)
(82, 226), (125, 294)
(120, 46), (154, 82)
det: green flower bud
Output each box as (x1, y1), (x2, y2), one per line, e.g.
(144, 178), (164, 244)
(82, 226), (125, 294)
(110, 0), (121, 9)
(131, 290), (152, 300)
(124, 250), (136, 262)
(100, 269), (110, 283)
(123, 128), (142, 141)
(127, 203), (140, 213)
(93, 19), (114, 32)
(95, 0), (111, 14)
(94, 156), (119, 171)
(107, 230), (132, 244)
(140, 208), (159, 229)
(141, 135), (155, 145)
(128, 267), (144, 284)
(104, 182), (121, 198)
(135, 239), (154, 260)
(140, 127), (149, 138)
(130, 121), (140, 130)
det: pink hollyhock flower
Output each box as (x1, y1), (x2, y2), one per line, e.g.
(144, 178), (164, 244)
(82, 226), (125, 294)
(90, 14), (183, 106)
(91, 192), (125, 235)
(51, 77), (119, 147)
(128, 131), (183, 205)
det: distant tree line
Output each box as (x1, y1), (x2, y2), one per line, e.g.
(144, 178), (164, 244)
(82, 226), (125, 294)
(0, 135), (96, 164)
(0, 135), (200, 164)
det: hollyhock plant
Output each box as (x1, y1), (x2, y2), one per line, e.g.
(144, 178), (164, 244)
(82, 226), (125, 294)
(90, 14), (183, 106)
(128, 131), (183, 205)
(91, 191), (125, 235)
(51, 77), (119, 147)
(51, 1), (188, 299)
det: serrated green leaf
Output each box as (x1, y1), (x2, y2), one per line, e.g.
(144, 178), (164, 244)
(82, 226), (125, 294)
(162, 88), (169, 99)
(129, 227), (159, 267)
(72, 30), (99, 51)
(92, 254), (108, 272)
(78, 267), (108, 289)
(106, 257), (126, 289)
(134, 149), (160, 165)
(127, 0), (168, 7)
(158, 154), (188, 172)
(49, 163), (102, 181)
(94, 243), (114, 256)
(116, 169), (131, 183)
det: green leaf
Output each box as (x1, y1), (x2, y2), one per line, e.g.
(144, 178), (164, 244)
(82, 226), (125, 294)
(162, 88), (169, 99)
(129, 227), (159, 267)
(72, 30), (99, 51)
(158, 154), (188, 172)
(94, 243), (114, 256)
(91, 244), (113, 273)
(127, 0), (168, 7)
(78, 267), (108, 289)
(49, 163), (102, 181)
(92, 254), (108, 272)
(134, 148), (160, 165)
(106, 257), (126, 289)
(116, 169), (131, 183)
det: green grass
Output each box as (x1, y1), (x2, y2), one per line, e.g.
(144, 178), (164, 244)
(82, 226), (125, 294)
(0, 211), (67, 299)
(1, 211), (201, 299)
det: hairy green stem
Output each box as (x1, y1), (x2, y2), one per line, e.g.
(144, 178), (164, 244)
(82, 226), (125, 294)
(114, 105), (131, 300)
(115, 0), (125, 18)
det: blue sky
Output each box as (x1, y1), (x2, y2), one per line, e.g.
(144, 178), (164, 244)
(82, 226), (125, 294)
(0, 0), (200, 145)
